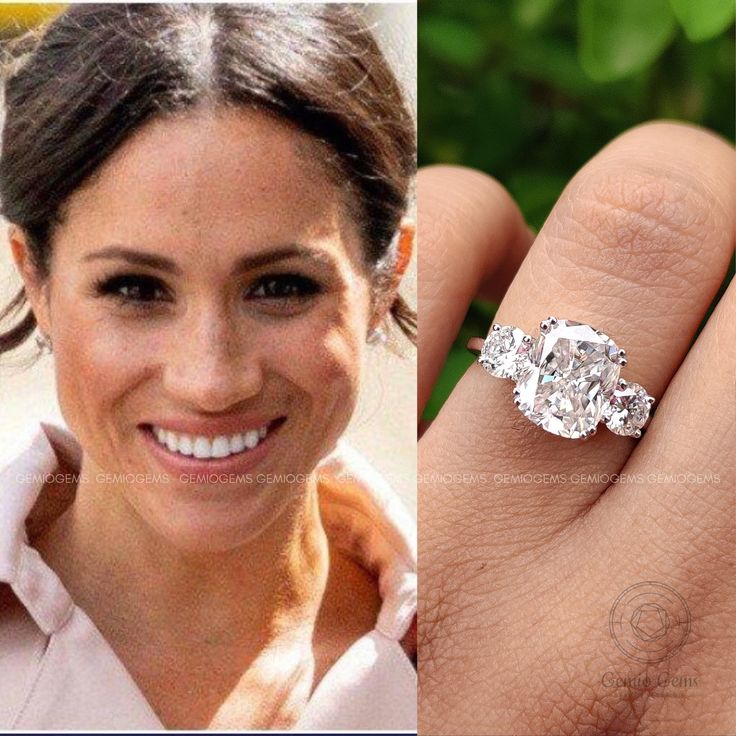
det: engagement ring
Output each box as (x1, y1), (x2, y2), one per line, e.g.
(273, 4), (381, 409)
(467, 318), (654, 440)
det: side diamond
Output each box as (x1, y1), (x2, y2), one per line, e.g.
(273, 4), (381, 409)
(479, 324), (532, 380)
(603, 381), (653, 437)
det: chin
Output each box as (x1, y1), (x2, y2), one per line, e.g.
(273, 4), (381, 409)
(126, 482), (301, 555)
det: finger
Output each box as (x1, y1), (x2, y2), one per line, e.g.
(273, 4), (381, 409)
(612, 274), (735, 510)
(563, 281), (736, 734)
(417, 165), (533, 420)
(422, 121), (736, 543)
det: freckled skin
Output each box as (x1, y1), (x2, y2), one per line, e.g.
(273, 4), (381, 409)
(28, 108), (374, 552)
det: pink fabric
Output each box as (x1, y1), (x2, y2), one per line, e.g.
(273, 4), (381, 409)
(0, 422), (417, 730)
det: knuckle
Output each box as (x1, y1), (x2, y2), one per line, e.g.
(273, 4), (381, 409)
(588, 167), (709, 244)
(418, 166), (516, 250)
(546, 165), (728, 290)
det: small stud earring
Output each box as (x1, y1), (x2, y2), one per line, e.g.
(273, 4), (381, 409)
(35, 332), (53, 354)
(367, 327), (387, 345)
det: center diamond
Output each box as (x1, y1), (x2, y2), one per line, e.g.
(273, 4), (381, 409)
(515, 320), (621, 439)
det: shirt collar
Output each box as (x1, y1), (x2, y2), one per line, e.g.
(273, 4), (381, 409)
(0, 421), (416, 640)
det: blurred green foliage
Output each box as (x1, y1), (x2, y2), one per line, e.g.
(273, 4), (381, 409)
(419, 0), (735, 421)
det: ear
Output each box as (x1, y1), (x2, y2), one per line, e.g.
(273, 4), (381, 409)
(394, 217), (414, 279)
(368, 218), (415, 332)
(9, 225), (52, 335)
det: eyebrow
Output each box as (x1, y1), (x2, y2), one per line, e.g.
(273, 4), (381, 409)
(81, 243), (336, 276)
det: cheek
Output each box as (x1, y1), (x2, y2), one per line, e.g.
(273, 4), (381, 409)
(51, 299), (152, 438)
(270, 301), (366, 448)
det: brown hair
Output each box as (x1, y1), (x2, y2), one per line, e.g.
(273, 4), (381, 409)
(0, 3), (416, 357)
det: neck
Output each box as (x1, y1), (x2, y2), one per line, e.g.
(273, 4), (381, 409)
(36, 467), (330, 653)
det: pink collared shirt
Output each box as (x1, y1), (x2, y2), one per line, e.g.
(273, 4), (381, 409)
(0, 422), (417, 730)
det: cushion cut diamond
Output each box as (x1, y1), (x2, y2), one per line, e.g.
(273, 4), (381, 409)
(515, 320), (621, 439)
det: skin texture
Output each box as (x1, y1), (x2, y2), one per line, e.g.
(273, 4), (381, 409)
(418, 122), (736, 735)
(10, 108), (411, 728)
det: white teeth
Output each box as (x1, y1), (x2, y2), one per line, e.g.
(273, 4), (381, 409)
(244, 430), (259, 449)
(211, 436), (230, 458)
(165, 432), (178, 453)
(193, 437), (212, 459)
(230, 433), (246, 453)
(149, 422), (273, 460)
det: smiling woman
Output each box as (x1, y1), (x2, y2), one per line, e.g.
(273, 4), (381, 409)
(0, 3), (416, 731)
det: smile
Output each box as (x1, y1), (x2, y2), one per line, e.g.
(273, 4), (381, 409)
(150, 421), (279, 460)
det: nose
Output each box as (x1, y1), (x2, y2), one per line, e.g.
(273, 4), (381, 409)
(161, 313), (264, 413)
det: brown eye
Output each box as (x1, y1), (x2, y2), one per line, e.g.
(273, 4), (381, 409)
(247, 274), (322, 300)
(96, 274), (171, 305)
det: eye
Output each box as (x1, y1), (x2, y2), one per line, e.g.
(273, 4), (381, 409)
(246, 273), (323, 301)
(94, 274), (171, 306)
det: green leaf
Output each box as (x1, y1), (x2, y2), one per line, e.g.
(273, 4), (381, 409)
(669, 0), (735, 42)
(514, 38), (599, 96)
(578, 0), (677, 81)
(418, 16), (487, 70)
(507, 170), (569, 231)
(513, 0), (561, 29)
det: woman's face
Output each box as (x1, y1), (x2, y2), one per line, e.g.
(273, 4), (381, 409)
(23, 109), (376, 552)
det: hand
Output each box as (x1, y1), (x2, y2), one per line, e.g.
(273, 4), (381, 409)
(418, 122), (736, 735)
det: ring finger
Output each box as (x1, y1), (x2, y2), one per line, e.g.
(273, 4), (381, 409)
(421, 121), (736, 553)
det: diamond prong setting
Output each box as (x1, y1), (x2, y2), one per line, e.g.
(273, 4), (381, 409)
(470, 318), (653, 440)
(539, 316), (558, 334)
(479, 325), (533, 381)
(603, 380), (653, 437)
